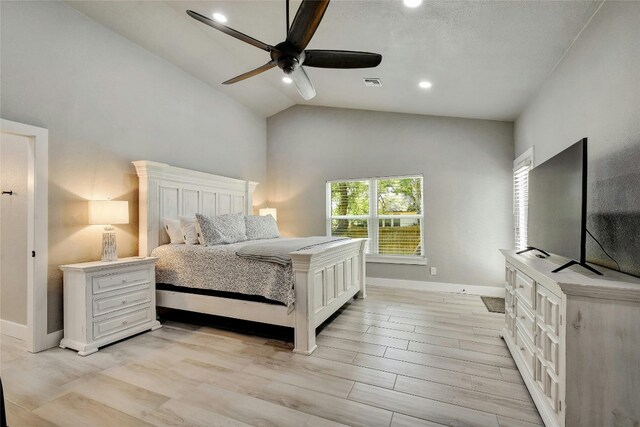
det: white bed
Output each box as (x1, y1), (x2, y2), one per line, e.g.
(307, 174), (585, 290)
(133, 161), (367, 354)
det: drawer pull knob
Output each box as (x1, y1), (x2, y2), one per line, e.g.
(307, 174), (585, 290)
(121, 279), (127, 283)
(520, 316), (526, 320)
(520, 347), (525, 352)
(121, 300), (127, 305)
(122, 320), (128, 325)
(518, 285), (524, 289)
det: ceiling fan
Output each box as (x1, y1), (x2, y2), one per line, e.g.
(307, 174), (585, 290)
(186, 0), (382, 100)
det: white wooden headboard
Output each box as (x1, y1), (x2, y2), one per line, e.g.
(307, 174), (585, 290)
(133, 161), (258, 256)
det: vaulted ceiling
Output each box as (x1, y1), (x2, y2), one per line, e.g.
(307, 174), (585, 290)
(68, 1), (601, 120)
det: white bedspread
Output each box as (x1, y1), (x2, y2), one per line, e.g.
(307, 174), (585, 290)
(151, 239), (295, 306)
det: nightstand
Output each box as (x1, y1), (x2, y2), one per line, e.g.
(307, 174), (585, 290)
(59, 257), (161, 356)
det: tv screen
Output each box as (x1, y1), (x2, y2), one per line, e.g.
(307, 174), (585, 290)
(528, 138), (587, 263)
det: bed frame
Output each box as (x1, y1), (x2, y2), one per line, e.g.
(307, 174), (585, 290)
(133, 161), (367, 354)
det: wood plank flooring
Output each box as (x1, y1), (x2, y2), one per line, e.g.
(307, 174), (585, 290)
(0, 285), (542, 426)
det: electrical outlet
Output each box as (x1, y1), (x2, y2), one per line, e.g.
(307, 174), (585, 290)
(430, 267), (437, 275)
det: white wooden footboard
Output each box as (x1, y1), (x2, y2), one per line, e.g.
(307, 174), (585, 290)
(290, 238), (367, 354)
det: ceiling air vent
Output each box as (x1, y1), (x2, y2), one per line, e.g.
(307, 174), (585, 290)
(363, 78), (382, 87)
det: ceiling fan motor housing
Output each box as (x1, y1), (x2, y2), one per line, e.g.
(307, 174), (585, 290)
(272, 42), (305, 74)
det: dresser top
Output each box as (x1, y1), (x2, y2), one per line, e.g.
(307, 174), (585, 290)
(60, 257), (158, 272)
(501, 249), (640, 301)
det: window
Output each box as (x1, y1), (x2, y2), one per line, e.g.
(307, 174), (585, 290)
(327, 176), (424, 262)
(514, 148), (534, 251)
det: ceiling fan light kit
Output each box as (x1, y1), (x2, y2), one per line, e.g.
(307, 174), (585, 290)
(212, 13), (227, 23)
(186, 0), (382, 100)
(403, 0), (423, 8)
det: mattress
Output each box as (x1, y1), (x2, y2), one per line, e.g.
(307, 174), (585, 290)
(151, 239), (295, 307)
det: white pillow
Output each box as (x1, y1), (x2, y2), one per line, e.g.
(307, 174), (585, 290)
(179, 216), (200, 245)
(196, 213), (247, 245)
(245, 215), (280, 240)
(163, 218), (184, 244)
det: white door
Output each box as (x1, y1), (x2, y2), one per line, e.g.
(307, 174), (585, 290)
(0, 133), (30, 339)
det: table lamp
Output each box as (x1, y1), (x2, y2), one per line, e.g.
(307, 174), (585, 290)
(88, 200), (129, 262)
(259, 207), (277, 222)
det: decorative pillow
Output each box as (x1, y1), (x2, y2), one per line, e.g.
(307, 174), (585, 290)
(196, 213), (247, 245)
(245, 215), (280, 240)
(163, 218), (185, 244)
(179, 216), (200, 245)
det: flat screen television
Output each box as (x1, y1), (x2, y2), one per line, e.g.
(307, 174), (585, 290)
(523, 138), (601, 275)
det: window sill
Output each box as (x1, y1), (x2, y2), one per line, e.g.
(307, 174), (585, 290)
(366, 256), (427, 266)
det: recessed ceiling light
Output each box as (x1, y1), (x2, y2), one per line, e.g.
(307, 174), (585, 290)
(212, 13), (227, 23)
(403, 0), (423, 8)
(282, 76), (293, 84)
(419, 81), (432, 89)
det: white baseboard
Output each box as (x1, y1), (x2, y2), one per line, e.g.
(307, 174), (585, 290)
(45, 330), (64, 349)
(367, 277), (505, 297)
(1, 319), (27, 340)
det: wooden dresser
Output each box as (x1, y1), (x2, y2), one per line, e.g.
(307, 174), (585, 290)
(59, 257), (161, 356)
(501, 249), (640, 427)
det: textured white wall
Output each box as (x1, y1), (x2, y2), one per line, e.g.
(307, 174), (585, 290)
(268, 106), (514, 288)
(515, 1), (640, 276)
(0, 1), (267, 332)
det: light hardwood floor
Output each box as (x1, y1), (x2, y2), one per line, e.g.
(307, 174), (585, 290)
(0, 286), (542, 426)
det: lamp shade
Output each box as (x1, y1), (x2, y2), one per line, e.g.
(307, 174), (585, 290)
(88, 200), (129, 225)
(259, 207), (277, 222)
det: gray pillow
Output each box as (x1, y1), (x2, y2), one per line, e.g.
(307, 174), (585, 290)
(245, 215), (280, 240)
(195, 213), (247, 245)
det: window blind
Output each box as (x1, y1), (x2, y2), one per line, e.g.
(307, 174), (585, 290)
(513, 163), (531, 251)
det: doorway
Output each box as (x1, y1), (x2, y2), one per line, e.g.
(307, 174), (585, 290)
(0, 119), (48, 352)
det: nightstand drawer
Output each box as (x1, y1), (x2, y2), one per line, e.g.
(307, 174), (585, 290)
(93, 288), (151, 317)
(92, 268), (150, 294)
(93, 305), (152, 340)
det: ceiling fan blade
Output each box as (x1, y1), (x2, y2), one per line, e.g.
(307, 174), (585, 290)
(290, 66), (316, 100)
(304, 50), (382, 69)
(187, 10), (273, 53)
(286, 0), (330, 52)
(222, 61), (277, 85)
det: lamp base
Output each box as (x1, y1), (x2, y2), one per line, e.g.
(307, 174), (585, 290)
(101, 226), (118, 262)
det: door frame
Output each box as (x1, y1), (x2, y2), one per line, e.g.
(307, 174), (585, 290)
(0, 119), (49, 352)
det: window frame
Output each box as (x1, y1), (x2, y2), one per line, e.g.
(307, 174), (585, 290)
(513, 147), (534, 251)
(326, 174), (426, 265)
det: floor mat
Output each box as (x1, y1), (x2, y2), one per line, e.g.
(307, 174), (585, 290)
(481, 296), (505, 314)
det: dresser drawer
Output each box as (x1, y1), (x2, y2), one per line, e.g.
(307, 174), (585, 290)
(505, 265), (516, 291)
(515, 271), (535, 309)
(515, 326), (536, 378)
(543, 332), (560, 375)
(535, 353), (546, 394)
(505, 311), (516, 338)
(92, 288), (151, 317)
(515, 299), (536, 344)
(92, 268), (150, 295)
(505, 289), (515, 311)
(544, 368), (560, 413)
(92, 305), (152, 340)
(543, 290), (561, 338)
